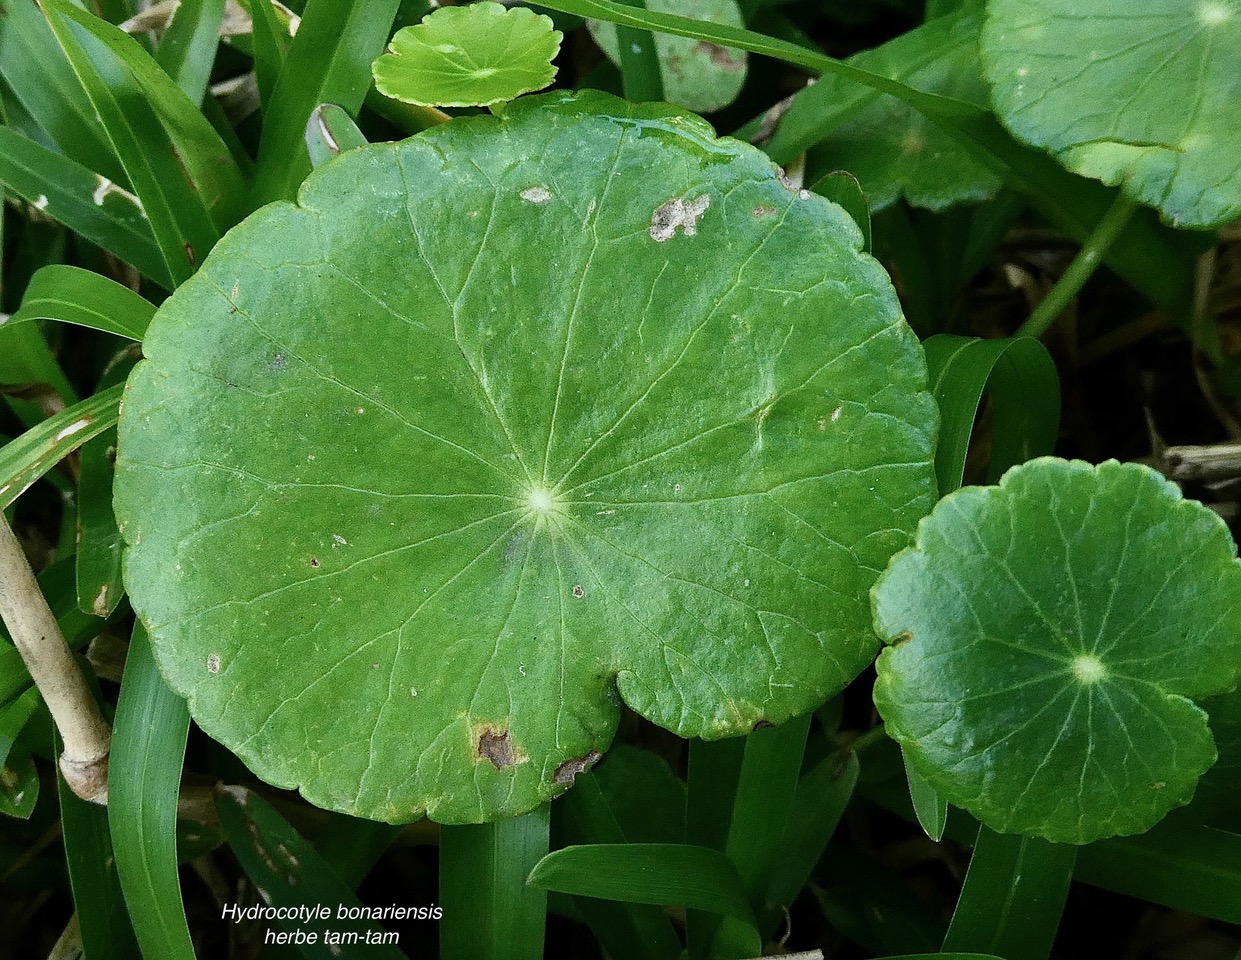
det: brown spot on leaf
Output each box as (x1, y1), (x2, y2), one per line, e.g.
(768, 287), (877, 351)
(553, 750), (602, 785)
(891, 630), (913, 647)
(752, 719), (775, 731)
(207, 653), (221, 674)
(478, 728), (519, 770)
(1152, 781), (1166, 790)
(184, 242), (196, 267)
(693, 40), (744, 69)
(572, 584), (585, 599)
(310, 557), (320, 568)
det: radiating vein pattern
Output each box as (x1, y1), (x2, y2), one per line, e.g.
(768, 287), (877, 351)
(115, 91), (935, 823)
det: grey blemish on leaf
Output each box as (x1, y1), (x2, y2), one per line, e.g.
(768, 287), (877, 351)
(572, 584), (585, 598)
(553, 750), (602, 785)
(207, 653), (222, 674)
(650, 194), (710, 242)
(521, 186), (552, 204)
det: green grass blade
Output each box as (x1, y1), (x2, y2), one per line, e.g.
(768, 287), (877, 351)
(11, 265), (156, 341)
(0, 385), (123, 511)
(155, 0), (226, 105)
(0, 315), (78, 422)
(616, 0), (664, 102)
(48, 1), (247, 229)
(0, 0), (125, 183)
(108, 621), (195, 960)
(529, 843), (756, 924)
(562, 771), (683, 960)
(685, 735), (744, 959)
(75, 352), (138, 618)
(1077, 820), (1241, 925)
(441, 808), (549, 960)
(765, 747), (859, 906)
(216, 787), (408, 959)
(251, 0), (401, 204)
(0, 127), (170, 287)
(903, 752), (947, 842)
(311, 812), (402, 889)
(244, 0), (293, 108)
(725, 714), (810, 902)
(305, 103), (368, 169)
(58, 737), (141, 960)
(0, 687), (41, 769)
(922, 334), (1061, 494)
(41, 0), (222, 284)
(941, 826), (1076, 960)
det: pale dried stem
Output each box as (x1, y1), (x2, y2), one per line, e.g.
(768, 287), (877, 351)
(0, 514), (111, 802)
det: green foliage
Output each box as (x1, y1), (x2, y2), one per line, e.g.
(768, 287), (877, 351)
(0, 0), (1239, 956)
(874, 458), (1241, 843)
(114, 90), (936, 823)
(373, 3), (562, 107)
(982, 0), (1241, 228)
(589, 0), (747, 113)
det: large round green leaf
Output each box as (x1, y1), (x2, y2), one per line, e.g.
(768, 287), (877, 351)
(874, 458), (1241, 844)
(981, 0), (1241, 228)
(115, 91), (936, 824)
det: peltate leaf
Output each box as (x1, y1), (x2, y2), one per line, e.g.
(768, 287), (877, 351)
(372, 2), (562, 108)
(115, 91), (936, 824)
(873, 458), (1241, 844)
(981, 0), (1241, 229)
(589, 0), (747, 114)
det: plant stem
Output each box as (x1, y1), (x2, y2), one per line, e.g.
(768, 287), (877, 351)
(1017, 193), (1138, 339)
(0, 512), (111, 802)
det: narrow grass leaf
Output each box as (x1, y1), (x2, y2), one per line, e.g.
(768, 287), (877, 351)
(244, 0), (293, 107)
(725, 714), (810, 901)
(53, 1), (247, 227)
(529, 843), (756, 924)
(0, 317), (78, 410)
(0, 688), (41, 769)
(216, 787), (407, 959)
(922, 334), (1060, 494)
(0, 0), (125, 183)
(1078, 821), (1241, 926)
(311, 813), (402, 890)
(58, 738), (141, 960)
(0, 385), (123, 511)
(155, 0), (226, 105)
(942, 826), (1076, 960)
(41, 0), (222, 284)
(109, 621), (195, 960)
(562, 769), (682, 960)
(76, 353), (139, 618)
(616, 0), (664, 102)
(765, 747), (859, 906)
(685, 736), (745, 960)
(11, 265), (156, 341)
(903, 753), (947, 842)
(441, 809), (549, 960)
(305, 104), (368, 170)
(251, 0), (401, 204)
(0, 127), (170, 287)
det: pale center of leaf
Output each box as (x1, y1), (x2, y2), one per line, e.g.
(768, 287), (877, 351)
(1070, 654), (1108, 684)
(1198, 1), (1233, 24)
(527, 488), (558, 514)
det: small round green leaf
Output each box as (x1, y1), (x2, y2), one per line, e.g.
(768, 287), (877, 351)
(372, 2), (562, 108)
(981, 0), (1241, 228)
(115, 91), (936, 824)
(588, 0), (748, 114)
(874, 458), (1241, 844)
